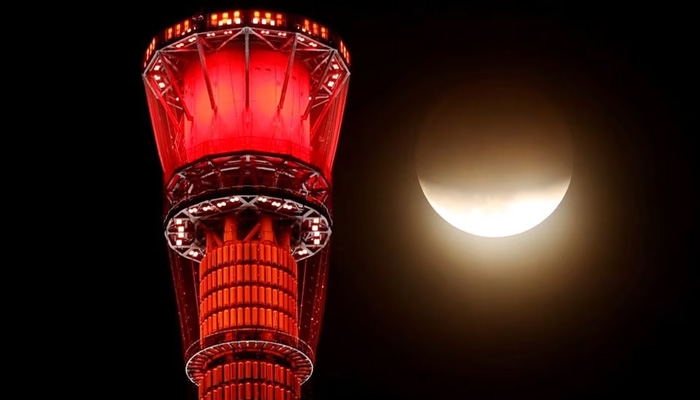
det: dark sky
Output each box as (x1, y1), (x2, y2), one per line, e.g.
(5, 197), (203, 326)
(112, 1), (696, 399)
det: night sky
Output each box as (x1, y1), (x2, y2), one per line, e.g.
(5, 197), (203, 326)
(112, 1), (696, 399)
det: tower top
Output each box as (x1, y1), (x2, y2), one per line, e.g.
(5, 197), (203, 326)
(144, 9), (350, 69)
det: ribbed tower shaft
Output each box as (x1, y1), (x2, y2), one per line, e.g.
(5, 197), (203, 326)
(197, 214), (301, 400)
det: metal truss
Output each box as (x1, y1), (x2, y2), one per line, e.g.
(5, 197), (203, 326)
(185, 328), (314, 385)
(142, 26), (350, 139)
(166, 152), (331, 216)
(164, 152), (332, 263)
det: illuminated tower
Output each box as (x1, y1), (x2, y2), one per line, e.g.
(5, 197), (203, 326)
(141, 9), (350, 400)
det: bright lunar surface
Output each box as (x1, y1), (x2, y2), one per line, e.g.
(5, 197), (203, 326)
(416, 77), (573, 237)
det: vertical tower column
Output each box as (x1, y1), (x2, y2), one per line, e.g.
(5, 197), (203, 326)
(143, 11), (351, 399)
(197, 214), (301, 400)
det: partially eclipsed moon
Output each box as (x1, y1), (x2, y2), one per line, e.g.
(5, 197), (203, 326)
(419, 175), (571, 237)
(416, 77), (573, 237)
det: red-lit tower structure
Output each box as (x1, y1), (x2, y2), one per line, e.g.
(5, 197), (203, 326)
(141, 9), (350, 400)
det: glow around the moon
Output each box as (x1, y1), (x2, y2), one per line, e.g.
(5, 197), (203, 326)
(419, 175), (571, 237)
(415, 76), (573, 238)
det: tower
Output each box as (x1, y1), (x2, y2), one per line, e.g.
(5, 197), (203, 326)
(141, 9), (350, 400)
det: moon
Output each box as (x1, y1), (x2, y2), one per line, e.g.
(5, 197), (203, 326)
(416, 77), (573, 238)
